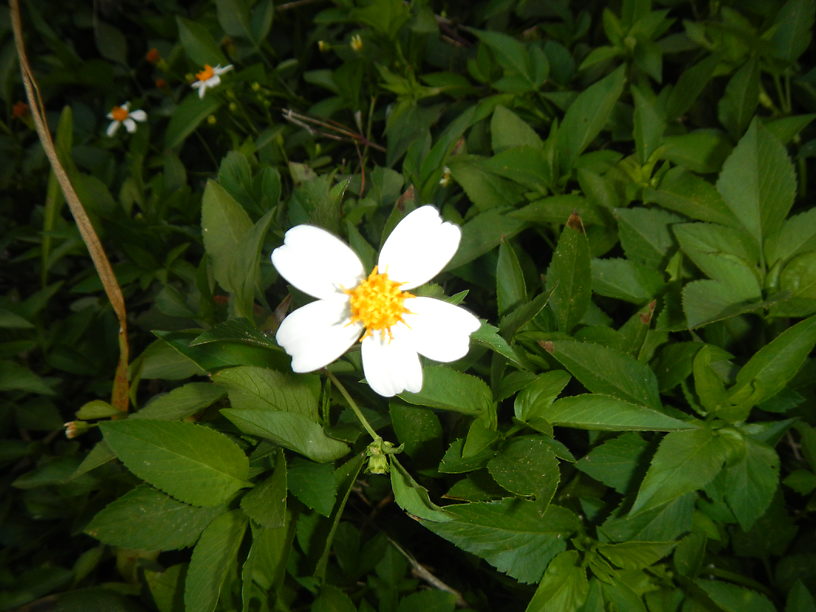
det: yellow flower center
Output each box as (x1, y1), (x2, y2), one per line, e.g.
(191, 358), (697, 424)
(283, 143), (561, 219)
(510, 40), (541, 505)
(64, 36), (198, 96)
(110, 106), (129, 122)
(345, 266), (413, 340)
(196, 65), (215, 81)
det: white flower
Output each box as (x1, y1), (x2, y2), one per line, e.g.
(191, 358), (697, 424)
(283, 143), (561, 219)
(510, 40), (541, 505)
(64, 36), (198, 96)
(106, 102), (147, 136)
(191, 64), (233, 98)
(271, 206), (481, 397)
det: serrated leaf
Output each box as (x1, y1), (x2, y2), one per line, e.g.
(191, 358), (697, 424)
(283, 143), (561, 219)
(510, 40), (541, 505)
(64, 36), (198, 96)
(772, 251), (816, 317)
(769, 0), (815, 63)
(631, 428), (728, 515)
(99, 420), (250, 506)
(390, 455), (452, 522)
(647, 167), (735, 226)
(471, 321), (525, 366)
(202, 180), (252, 296)
(728, 315), (816, 407)
(448, 156), (526, 210)
(214, 366), (319, 419)
(491, 105), (543, 152)
(695, 579), (775, 612)
(546, 394), (690, 431)
(765, 208), (816, 266)
(716, 119), (796, 251)
(615, 207), (683, 269)
(241, 452), (286, 528)
(557, 66), (626, 173)
(575, 433), (649, 493)
(546, 214), (591, 333)
(221, 409), (349, 462)
(133, 383), (226, 421)
(191, 318), (279, 350)
(543, 340), (662, 409)
(487, 437), (559, 512)
(591, 258), (666, 303)
(400, 365), (492, 415)
(597, 541), (676, 570)
(85, 485), (223, 550)
(496, 240), (527, 316)
(723, 437), (779, 531)
(185, 510), (247, 612)
(661, 129), (732, 173)
(600, 494), (694, 543)
(632, 84), (666, 164)
(421, 500), (578, 583)
(682, 279), (763, 328)
(514, 370), (571, 423)
(447, 207), (526, 269)
(717, 58), (759, 138)
(526, 551), (588, 612)
(287, 457), (337, 517)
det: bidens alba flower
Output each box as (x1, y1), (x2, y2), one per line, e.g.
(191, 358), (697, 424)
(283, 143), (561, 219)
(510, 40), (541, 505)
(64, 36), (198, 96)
(271, 206), (480, 397)
(192, 64), (233, 98)
(106, 102), (147, 136)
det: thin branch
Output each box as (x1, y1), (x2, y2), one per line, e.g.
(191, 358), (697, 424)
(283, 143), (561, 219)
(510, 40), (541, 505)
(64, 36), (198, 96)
(10, 0), (130, 412)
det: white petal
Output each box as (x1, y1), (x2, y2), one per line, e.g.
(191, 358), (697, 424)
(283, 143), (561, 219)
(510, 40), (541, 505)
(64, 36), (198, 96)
(361, 331), (422, 397)
(208, 75), (222, 88)
(276, 297), (362, 372)
(271, 225), (365, 299)
(400, 297), (480, 362)
(215, 64), (234, 75)
(193, 82), (206, 98)
(124, 118), (137, 133)
(378, 206), (461, 289)
(106, 121), (120, 137)
(130, 110), (147, 122)
(122, 102), (130, 110)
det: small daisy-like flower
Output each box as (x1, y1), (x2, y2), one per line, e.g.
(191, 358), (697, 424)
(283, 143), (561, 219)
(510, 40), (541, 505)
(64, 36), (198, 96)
(439, 166), (452, 187)
(272, 206), (481, 397)
(350, 34), (363, 52)
(106, 102), (147, 137)
(191, 64), (233, 98)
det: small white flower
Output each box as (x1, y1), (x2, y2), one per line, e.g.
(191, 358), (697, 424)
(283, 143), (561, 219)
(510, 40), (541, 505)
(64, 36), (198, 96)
(191, 64), (233, 98)
(271, 206), (481, 397)
(106, 102), (147, 136)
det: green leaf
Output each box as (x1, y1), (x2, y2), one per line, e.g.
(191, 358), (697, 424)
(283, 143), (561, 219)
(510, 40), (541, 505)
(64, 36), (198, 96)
(421, 500), (578, 583)
(646, 167), (735, 226)
(786, 580), (816, 612)
(214, 366), (319, 419)
(723, 436), (779, 531)
(487, 437), (559, 511)
(526, 551), (588, 612)
(447, 207), (526, 269)
(240, 452), (287, 528)
(597, 541), (676, 570)
(312, 585), (357, 612)
(471, 321), (525, 367)
(0, 360), (54, 395)
(471, 30), (548, 92)
(615, 206), (683, 269)
(93, 19), (127, 65)
(484, 146), (553, 191)
(557, 65), (626, 173)
(772, 251), (816, 317)
(666, 54), (720, 120)
(496, 240), (527, 316)
(575, 433), (649, 493)
(201, 180), (252, 299)
(695, 579), (775, 612)
(601, 494), (694, 543)
(287, 457), (337, 517)
(728, 315), (816, 408)
(192, 319), (279, 350)
(632, 83), (666, 164)
(165, 93), (222, 149)
(397, 590), (456, 612)
(542, 340), (662, 409)
(546, 394), (691, 431)
(631, 428), (728, 515)
(765, 208), (816, 266)
(177, 17), (227, 66)
(591, 258), (666, 303)
(390, 455), (452, 522)
(133, 383), (226, 421)
(514, 370), (572, 423)
(682, 279), (763, 329)
(85, 485), (223, 550)
(675, 222), (759, 282)
(717, 58), (759, 138)
(99, 420), (250, 506)
(545, 213), (591, 333)
(184, 510), (247, 612)
(491, 106), (543, 152)
(716, 119), (797, 251)
(389, 404), (442, 464)
(661, 129), (732, 173)
(215, 0), (255, 42)
(448, 156), (526, 211)
(769, 0), (815, 62)
(221, 409), (349, 463)
(399, 365), (492, 416)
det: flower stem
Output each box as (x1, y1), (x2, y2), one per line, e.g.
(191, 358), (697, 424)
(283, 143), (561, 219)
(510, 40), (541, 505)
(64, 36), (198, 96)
(326, 369), (380, 441)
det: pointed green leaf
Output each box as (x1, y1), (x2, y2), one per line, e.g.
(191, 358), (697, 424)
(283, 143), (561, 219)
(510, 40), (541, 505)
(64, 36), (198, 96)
(497, 240), (527, 316)
(240, 453), (287, 529)
(133, 383), (226, 421)
(85, 485), (223, 551)
(546, 214), (591, 333)
(591, 258), (666, 303)
(631, 428), (728, 515)
(575, 433), (649, 493)
(526, 551), (588, 612)
(214, 366), (319, 419)
(177, 17), (227, 66)
(724, 437), (779, 531)
(201, 180), (252, 296)
(717, 58), (759, 138)
(99, 420), (250, 507)
(695, 579), (775, 612)
(400, 365), (492, 416)
(287, 457), (337, 517)
(185, 510), (247, 612)
(491, 106), (543, 152)
(546, 394), (690, 431)
(165, 94), (222, 149)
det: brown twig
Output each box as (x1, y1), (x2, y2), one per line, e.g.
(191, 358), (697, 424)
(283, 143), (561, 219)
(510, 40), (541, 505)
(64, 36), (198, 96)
(10, 0), (129, 412)
(282, 108), (386, 152)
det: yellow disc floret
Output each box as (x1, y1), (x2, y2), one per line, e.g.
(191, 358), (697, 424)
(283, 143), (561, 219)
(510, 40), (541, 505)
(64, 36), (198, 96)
(196, 65), (215, 81)
(346, 266), (413, 340)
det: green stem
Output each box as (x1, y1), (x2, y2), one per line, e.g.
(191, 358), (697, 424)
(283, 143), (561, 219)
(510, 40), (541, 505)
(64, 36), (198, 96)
(326, 369), (380, 441)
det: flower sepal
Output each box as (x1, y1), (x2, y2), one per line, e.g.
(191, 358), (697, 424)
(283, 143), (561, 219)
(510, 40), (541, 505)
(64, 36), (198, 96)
(365, 437), (403, 475)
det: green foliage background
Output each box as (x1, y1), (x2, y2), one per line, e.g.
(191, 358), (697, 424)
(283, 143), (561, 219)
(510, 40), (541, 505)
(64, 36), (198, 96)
(2, 0), (816, 610)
